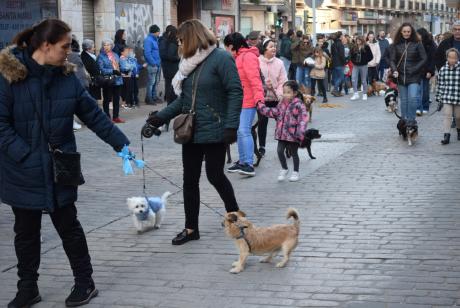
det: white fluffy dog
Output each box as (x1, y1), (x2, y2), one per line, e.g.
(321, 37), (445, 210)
(127, 191), (171, 233)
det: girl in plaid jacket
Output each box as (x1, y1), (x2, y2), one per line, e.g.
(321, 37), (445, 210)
(436, 48), (460, 145)
(257, 80), (309, 182)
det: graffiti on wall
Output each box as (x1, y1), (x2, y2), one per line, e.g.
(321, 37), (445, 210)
(115, 2), (153, 49)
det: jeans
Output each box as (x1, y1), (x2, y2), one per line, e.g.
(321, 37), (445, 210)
(296, 65), (311, 88)
(237, 107), (256, 166)
(417, 77), (430, 112)
(12, 205), (93, 291)
(280, 57), (291, 77)
(182, 143), (239, 230)
(277, 141), (300, 172)
(398, 83), (420, 122)
(102, 85), (121, 119)
(332, 66), (345, 92)
(146, 65), (161, 102)
(352, 65), (368, 93)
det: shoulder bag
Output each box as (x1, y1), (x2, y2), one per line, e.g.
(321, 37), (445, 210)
(26, 86), (85, 186)
(172, 60), (206, 144)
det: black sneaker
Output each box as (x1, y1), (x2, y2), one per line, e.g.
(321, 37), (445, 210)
(8, 289), (41, 308)
(65, 283), (98, 307)
(227, 161), (243, 173)
(172, 229), (200, 245)
(258, 147), (266, 157)
(238, 164), (255, 176)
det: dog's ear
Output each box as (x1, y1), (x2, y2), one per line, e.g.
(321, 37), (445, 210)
(310, 96), (316, 102)
(227, 213), (238, 222)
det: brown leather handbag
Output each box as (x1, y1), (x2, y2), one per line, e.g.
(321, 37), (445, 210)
(173, 61), (206, 144)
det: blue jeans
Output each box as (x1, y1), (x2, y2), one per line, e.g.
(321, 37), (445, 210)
(146, 65), (161, 101)
(237, 108), (256, 166)
(280, 57), (291, 77)
(296, 65), (311, 88)
(332, 66), (344, 92)
(417, 78), (430, 112)
(398, 83), (420, 122)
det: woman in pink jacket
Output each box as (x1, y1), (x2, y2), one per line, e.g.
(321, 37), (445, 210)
(224, 32), (264, 176)
(258, 38), (288, 156)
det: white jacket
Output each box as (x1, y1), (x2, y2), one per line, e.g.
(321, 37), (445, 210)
(367, 41), (381, 67)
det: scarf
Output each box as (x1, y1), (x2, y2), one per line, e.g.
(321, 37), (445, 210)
(172, 45), (216, 95)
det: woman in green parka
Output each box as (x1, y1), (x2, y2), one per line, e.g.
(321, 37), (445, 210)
(147, 19), (243, 245)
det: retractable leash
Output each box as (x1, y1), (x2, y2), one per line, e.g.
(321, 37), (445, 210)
(138, 134), (225, 218)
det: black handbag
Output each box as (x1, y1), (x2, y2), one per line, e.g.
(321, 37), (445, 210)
(95, 74), (115, 87)
(26, 86), (85, 186)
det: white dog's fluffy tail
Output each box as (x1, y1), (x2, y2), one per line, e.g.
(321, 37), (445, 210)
(286, 208), (300, 231)
(161, 191), (172, 205)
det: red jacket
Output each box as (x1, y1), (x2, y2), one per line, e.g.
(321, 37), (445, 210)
(235, 47), (265, 108)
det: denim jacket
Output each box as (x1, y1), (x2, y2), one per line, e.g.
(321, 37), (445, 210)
(96, 50), (123, 86)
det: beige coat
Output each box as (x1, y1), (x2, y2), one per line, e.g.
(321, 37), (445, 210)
(309, 56), (326, 79)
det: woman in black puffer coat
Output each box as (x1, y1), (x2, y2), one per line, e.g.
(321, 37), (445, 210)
(0, 19), (129, 307)
(416, 28), (437, 115)
(389, 23), (427, 124)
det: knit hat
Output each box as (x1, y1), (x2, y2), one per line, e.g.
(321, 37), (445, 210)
(149, 24), (160, 34)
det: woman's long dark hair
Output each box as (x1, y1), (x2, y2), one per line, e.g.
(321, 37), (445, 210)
(283, 80), (304, 103)
(394, 23), (419, 44)
(223, 32), (249, 52)
(416, 27), (433, 47)
(13, 19), (71, 53)
(114, 29), (126, 45)
(164, 25), (178, 42)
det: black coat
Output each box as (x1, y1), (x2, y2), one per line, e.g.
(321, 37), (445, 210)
(331, 39), (346, 67)
(159, 37), (179, 80)
(81, 50), (102, 99)
(389, 40), (427, 85)
(0, 47), (129, 211)
(350, 45), (373, 66)
(420, 41), (437, 76)
(434, 36), (456, 71)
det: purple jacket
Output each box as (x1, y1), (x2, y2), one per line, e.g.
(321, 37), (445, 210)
(257, 97), (309, 143)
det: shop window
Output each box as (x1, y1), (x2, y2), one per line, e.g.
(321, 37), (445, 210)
(240, 17), (252, 37)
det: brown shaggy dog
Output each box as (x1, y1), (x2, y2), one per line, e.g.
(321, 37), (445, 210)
(223, 209), (300, 273)
(367, 80), (387, 96)
(299, 85), (316, 122)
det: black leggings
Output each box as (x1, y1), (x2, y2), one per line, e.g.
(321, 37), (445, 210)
(102, 85), (121, 119)
(368, 67), (379, 83)
(12, 204), (93, 290)
(311, 78), (327, 99)
(257, 100), (278, 147)
(182, 143), (239, 230)
(277, 140), (300, 172)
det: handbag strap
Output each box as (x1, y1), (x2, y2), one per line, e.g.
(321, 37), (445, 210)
(25, 84), (53, 151)
(190, 60), (206, 113)
(396, 42), (410, 70)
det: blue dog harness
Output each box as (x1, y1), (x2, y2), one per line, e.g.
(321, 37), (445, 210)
(135, 197), (163, 221)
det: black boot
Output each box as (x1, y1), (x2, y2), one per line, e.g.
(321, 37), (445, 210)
(8, 288), (41, 308)
(457, 128), (460, 141)
(441, 133), (450, 145)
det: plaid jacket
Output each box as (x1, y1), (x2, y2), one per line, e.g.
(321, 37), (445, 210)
(436, 61), (460, 105)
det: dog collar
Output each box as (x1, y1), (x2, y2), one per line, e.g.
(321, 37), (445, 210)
(236, 226), (252, 253)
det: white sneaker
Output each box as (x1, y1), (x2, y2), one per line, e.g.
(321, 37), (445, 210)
(362, 94), (368, 101)
(416, 110), (422, 116)
(277, 169), (289, 181)
(422, 110), (428, 115)
(73, 121), (81, 130)
(349, 88), (354, 94)
(289, 171), (299, 182)
(350, 93), (359, 101)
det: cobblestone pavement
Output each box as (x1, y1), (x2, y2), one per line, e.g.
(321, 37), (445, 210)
(1, 93), (459, 308)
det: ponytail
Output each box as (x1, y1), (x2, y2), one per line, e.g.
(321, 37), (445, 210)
(283, 80), (305, 103)
(12, 19), (71, 52)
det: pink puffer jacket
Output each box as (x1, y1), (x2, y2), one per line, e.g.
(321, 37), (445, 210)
(259, 55), (287, 101)
(235, 47), (265, 108)
(257, 97), (309, 143)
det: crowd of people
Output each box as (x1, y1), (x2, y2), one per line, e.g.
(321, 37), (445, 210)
(0, 16), (459, 308)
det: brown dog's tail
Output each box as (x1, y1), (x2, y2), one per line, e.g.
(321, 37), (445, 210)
(286, 208), (300, 231)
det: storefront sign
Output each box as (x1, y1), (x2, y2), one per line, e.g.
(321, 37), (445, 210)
(0, 0), (57, 49)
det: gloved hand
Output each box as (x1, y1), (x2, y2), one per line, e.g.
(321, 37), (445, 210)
(113, 69), (121, 76)
(146, 111), (165, 128)
(223, 128), (237, 144)
(437, 101), (444, 112)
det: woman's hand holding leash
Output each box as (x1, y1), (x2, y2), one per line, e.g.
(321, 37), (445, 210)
(117, 145), (145, 175)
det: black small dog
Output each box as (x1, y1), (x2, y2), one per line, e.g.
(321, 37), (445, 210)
(396, 115), (418, 146)
(397, 118), (407, 140)
(286, 128), (321, 159)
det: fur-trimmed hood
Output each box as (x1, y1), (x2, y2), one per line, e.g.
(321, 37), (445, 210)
(0, 45), (76, 84)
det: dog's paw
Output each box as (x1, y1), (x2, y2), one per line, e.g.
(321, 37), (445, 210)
(230, 267), (242, 274)
(275, 261), (287, 268)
